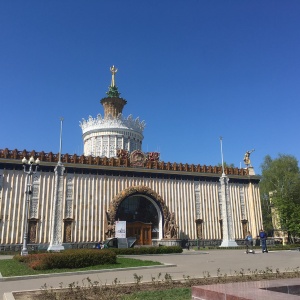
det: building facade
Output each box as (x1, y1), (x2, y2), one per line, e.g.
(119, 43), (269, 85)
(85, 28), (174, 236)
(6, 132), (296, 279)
(0, 68), (262, 248)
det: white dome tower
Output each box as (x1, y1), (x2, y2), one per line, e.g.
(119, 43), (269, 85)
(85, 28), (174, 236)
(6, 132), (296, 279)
(80, 66), (145, 158)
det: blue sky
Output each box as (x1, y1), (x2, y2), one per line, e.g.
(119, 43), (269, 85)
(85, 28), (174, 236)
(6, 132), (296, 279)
(1, 1), (299, 174)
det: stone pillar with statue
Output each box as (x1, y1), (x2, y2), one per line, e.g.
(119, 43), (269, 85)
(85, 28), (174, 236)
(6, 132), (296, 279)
(244, 149), (255, 175)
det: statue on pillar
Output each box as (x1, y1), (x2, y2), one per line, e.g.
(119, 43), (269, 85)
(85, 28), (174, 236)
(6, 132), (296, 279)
(243, 149), (255, 167)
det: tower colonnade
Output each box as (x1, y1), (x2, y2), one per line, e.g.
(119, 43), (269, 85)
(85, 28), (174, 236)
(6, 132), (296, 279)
(81, 118), (144, 157)
(80, 65), (145, 158)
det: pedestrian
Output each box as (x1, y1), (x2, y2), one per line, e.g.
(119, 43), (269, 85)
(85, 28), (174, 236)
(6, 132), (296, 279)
(186, 240), (190, 250)
(96, 241), (103, 249)
(258, 229), (268, 253)
(245, 231), (254, 253)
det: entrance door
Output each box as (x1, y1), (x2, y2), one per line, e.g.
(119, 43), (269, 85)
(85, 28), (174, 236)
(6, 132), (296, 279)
(115, 194), (160, 241)
(142, 225), (151, 245)
(127, 222), (152, 245)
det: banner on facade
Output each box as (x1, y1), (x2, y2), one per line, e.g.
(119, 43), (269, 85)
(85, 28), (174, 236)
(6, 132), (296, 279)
(115, 221), (126, 238)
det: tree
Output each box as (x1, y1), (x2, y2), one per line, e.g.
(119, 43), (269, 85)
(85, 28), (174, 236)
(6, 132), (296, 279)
(217, 162), (235, 168)
(260, 154), (300, 242)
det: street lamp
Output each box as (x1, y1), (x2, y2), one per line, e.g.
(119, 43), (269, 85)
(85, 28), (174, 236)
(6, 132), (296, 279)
(21, 156), (40, 256)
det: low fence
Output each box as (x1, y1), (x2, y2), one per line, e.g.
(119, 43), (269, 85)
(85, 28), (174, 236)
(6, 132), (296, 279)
(0, 239), (276, 253)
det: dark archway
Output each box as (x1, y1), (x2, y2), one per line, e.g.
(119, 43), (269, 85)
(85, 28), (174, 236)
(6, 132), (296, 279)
(116, 195), (160, 241)
(107, 186), (172, 240)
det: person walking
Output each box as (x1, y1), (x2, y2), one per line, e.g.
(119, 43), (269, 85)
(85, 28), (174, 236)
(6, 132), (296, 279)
(258, 229), (268, 253)
(245, 231), (254, 254)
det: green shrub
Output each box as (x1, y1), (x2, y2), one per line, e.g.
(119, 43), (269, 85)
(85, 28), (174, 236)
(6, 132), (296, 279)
(108, 246), (182, 255)
(14, 249), (117, 270)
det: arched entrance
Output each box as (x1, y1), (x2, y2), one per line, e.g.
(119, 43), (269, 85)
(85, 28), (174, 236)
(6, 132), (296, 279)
(116, 194), (161, 245)
(107, 186), (174, 243)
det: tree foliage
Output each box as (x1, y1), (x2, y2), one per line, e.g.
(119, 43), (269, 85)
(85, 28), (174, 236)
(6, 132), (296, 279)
(260, 154), (300, 242)
(217, 162), (235, 168)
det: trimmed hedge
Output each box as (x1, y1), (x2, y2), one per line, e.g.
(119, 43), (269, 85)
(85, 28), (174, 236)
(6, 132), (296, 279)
(14, 249), (116, 270)
(107, 245), (183, 255)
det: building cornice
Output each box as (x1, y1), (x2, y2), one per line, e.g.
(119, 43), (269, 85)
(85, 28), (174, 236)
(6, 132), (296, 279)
(0, 148), (260, 183)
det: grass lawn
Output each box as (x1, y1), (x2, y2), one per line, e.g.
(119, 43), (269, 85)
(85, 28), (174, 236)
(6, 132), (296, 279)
(0, 257), (162, 277)
(121, 287), (191, 300)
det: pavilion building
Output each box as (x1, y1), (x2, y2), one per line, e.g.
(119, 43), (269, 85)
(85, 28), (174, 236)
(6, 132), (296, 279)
(0, 67), (262, 249)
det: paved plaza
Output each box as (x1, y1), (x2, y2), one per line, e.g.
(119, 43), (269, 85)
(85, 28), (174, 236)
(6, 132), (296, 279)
(1, 249), (300, 299)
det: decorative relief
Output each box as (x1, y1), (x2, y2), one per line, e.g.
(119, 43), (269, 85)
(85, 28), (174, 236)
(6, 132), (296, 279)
(147, 152), (160, 162)
(65, 175), (74, 219)
(239, 186), (245, 220)
(195, 219), (203, 239)
(63, 220), (72, 243)
(67, 189), (72, 198)
(30, 173), (40, 219)
(66, 200), (72, 217)
(195, 183), (201, 220)
(218, 185), (222, 219)
(104, 214), (115, 239)
(0, 148), (250, 176)
(130, 150), (147, 167)
(164, 211), (178, 239)
(30, 200), (38, 217)
(28, 220), (37, 243)
(117, 149), (129, 159)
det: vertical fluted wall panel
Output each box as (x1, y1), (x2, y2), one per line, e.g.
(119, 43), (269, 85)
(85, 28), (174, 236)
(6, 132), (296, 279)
(0, 169), (262, 244)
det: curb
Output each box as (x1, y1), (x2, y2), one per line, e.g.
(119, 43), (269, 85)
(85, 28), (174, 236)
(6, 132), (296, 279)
(0, 263), (176, 282)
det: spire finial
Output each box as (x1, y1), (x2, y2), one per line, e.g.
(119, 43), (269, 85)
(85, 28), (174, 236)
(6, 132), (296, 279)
(110, 65), (118, 87)
(106, 65), (120, 98)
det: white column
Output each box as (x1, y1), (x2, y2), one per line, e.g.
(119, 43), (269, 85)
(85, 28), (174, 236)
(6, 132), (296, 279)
(100, 136), (103, 156)
(108, 135), (110, 157)
(219, 174), (238, 247)
(47, 162), (65, 251)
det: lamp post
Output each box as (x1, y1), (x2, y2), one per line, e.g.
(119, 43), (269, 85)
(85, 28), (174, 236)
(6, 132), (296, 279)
(21, 156), (40, 256)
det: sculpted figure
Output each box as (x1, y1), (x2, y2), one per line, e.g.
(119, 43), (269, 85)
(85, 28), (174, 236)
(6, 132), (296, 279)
(169, 212), (178, 238)
(147, 152), (160, 162)
(117, 149), (129, 159)
(104, 210), (115, 238)
(65, 223), (72, 243)
(29, 223), (37, 243)
(244, 149), (255, 167)
(105, 221), (115, 238)
(164, 212), (178, 239)
(164, 212), (171, 238)
(110, 65), (118, 87)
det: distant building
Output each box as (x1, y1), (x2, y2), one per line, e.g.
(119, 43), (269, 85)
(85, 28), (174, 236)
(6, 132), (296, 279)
(0, 67), (262, 249)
